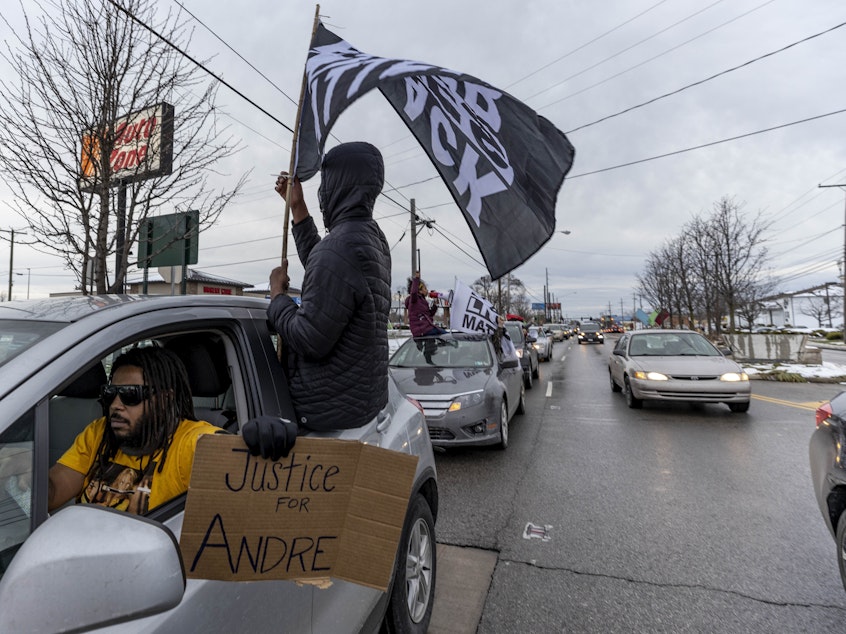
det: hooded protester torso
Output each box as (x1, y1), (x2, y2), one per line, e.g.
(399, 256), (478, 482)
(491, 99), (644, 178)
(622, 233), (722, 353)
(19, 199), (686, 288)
(268, 142), (392, 431)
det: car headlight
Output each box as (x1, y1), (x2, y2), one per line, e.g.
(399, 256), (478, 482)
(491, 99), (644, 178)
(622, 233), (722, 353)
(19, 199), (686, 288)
(515, 348), (524, 358)
(632, 370), (668, 381)
(448, 390), (485, 411)
(720, 372), (749, 382)
(532, 343), (540, 349)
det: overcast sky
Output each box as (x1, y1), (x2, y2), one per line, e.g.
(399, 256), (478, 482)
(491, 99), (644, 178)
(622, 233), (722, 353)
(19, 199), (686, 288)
(1, 0), (845, 320)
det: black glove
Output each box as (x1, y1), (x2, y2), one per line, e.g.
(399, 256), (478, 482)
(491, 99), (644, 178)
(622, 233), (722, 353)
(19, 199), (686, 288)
(241, 416), (298, 461)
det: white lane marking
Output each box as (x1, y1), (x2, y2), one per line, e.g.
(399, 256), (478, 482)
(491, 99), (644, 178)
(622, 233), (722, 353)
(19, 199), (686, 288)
(545, 382), (553, 398)
(560, 355), (566, 362)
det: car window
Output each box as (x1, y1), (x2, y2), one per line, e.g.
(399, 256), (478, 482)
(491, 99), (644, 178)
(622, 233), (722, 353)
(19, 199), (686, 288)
(0, 321), (66, 368)
(390, 338), (492, 368)
(504, 322), (525, 344)
(0, 410), (35, 580)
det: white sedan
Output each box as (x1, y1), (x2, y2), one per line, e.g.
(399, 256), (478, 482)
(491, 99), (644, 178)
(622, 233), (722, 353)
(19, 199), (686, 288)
(608, 329), (751, 412)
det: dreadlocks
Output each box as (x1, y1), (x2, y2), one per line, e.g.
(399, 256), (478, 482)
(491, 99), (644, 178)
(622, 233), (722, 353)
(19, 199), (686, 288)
(90, 346), (196, 480)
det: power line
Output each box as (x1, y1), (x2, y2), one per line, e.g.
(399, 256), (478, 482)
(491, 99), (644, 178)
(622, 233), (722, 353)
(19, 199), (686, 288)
(504, 0), (672, 91)
(565, 19), (846, 134)
(523, 0), (731, 102)
(104, 0), (294, 133)
(568, 107), (846, 178)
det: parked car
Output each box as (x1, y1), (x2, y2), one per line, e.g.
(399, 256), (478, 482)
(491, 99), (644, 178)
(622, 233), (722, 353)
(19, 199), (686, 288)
(389, 332), (524, 449)
(810, 392), (846, 592)
(528, 326), (554, 362)
(608, 329), (751, 412)
(504, 321), (539, 389)
(577, 322), (605, 344)
(0, 295), (438, 633)
(784, 324), (816, 335)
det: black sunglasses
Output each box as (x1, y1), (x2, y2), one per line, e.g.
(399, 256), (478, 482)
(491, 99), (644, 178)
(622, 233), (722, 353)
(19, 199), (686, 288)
(99, 384), (154, 407)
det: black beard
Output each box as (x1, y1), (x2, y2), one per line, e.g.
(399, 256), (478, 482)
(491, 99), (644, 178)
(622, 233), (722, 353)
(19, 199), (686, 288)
(114, 411), (153, 455)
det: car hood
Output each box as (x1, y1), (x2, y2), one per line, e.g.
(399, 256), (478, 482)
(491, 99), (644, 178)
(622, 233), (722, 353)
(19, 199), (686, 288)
(389, 366), (493, 395)
(627, 355), (742, 375)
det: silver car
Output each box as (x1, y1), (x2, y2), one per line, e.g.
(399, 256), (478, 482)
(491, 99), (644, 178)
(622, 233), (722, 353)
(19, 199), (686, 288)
(528, 326), (554, 362)
(0, 295), (438, 633)
(608, 329), (751, 412)
(389, 332), (524, 450)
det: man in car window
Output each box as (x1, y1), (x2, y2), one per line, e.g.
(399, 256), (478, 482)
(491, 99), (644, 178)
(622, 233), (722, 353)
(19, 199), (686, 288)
(267, 142), (391, 436)
(47, 347), (219, 515)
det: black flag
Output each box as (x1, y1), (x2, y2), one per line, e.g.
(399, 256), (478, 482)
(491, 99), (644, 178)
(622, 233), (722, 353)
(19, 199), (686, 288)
(295, 22), (575, 280)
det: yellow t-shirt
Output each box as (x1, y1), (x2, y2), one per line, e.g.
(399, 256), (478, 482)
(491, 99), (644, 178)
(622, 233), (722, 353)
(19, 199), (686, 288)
(58, 417), (219, 514)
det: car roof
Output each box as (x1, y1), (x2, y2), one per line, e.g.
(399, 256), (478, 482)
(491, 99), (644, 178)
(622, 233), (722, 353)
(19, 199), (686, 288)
(0, 294), (270, 324)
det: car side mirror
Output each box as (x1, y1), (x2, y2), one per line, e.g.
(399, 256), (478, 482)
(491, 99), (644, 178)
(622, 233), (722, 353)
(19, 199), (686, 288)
(501, 357), (519, 369)
(613, 349), (625, 356)
(526, 335), (537, 343)
(0, 505), (185, 633)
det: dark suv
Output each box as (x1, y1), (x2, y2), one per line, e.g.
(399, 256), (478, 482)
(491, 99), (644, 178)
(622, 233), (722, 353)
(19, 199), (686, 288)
(577, 322), (605, 344)
(504, 321), (539, 388)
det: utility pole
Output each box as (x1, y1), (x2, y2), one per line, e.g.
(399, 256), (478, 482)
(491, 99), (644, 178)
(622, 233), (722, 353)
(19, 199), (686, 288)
(410, 198), (417, 275)
(409, 198), (435, 278)
(544, 267), (549, 322)
(1, 228), (25, 301)
(818, 183), (846, 342)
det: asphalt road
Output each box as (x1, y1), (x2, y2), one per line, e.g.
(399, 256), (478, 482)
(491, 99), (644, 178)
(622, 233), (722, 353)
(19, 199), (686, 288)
(430, 336), (846, 633)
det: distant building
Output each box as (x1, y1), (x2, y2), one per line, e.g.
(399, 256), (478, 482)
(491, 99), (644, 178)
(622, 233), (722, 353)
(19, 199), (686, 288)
(126, 268), (251, 296)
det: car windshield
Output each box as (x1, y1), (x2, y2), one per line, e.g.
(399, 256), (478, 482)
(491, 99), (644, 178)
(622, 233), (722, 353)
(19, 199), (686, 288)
(503, 322), (525, 343)
(580, 323), (600, 332)
(628, 333), (720, 357)
(390, 337), (493, 368)
(0, 321), (66, 368)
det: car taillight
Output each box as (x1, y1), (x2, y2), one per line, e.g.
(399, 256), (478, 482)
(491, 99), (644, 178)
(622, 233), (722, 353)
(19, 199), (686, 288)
(816, 402), (833, 428)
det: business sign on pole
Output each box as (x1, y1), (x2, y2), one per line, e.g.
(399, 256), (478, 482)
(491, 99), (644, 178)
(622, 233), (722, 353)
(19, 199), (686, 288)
(80, 102), (174, 190)
(137, 210), (199, 268)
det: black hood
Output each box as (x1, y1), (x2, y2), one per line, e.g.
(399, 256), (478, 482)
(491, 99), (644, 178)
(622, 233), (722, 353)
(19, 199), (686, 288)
(317, 142), (384, 230)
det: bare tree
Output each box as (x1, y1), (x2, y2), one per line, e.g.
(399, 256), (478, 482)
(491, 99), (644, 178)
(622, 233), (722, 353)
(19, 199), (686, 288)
(735, 277), (777, 330)
(0, 0), (246, 293)
(801, 287), (842, 327)
(706, 197), (768, 332)
(473, 274), (528, 318)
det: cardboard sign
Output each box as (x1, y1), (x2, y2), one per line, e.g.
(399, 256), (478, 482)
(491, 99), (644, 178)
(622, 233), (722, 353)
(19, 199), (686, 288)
(179, 435), (419, 591)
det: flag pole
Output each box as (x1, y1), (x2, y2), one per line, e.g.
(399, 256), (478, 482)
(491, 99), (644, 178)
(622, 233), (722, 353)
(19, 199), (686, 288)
(277, 5), (319, 363)
(281, 4), (320, 264)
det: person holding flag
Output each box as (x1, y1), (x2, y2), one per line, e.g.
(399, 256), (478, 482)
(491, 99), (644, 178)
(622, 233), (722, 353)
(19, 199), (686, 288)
(405, 272), (446, 338)
(265, 141), (392, 434)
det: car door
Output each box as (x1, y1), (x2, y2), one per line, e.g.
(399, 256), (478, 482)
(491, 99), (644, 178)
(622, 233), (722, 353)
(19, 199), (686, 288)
(0, 306), (315, 633)
(609, 334), (629, 384)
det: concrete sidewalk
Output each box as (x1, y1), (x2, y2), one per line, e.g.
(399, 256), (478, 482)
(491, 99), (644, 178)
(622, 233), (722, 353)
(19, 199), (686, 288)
(428, 544), (498, 633)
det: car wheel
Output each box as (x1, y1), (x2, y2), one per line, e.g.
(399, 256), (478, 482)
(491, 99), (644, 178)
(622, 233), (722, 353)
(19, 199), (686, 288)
(728, 401), (750, 413)
(385, 494), (436, 633)
(532, 360), (539, 379)
(497, 400), (509, 450)
(609, 370), (622, 393)
(524, 369), (533, 390)
(624, 377), (642, 409)
(516, 382), (526, 415)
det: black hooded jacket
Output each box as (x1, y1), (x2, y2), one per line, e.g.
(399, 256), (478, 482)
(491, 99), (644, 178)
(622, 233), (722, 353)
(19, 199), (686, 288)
(267, 142), (391, 431)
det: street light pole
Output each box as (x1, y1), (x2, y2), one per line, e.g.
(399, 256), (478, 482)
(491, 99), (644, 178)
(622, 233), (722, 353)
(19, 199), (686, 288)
(818, 184), (846, 342)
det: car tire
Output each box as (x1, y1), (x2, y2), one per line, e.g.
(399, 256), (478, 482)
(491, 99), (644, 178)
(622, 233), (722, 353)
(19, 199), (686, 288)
(524, 369), (533, 390)
(497, 400), (509, 450)
(836, 509), (846, 594)
(516, 382), (526, 415)
(384, 494), (437, 634)
(610, 370), (622, 393)
(728, 401), (750, 413)
(624, 377), (642, 409)
(532, 360), (539, 379)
